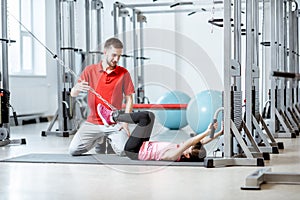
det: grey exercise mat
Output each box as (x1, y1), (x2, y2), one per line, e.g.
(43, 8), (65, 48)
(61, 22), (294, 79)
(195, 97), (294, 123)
(0, 153), (204, 166)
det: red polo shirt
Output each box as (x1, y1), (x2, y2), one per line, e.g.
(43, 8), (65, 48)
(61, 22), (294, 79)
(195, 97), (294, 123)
(79, 62), (135, 125)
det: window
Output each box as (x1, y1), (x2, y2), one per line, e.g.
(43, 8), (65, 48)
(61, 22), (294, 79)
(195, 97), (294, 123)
(7, 0), (46, 76)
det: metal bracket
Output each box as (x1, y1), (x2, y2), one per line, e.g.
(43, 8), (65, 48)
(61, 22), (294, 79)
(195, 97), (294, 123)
(241, 168), (300, 190)
(252, 64), (259, 78)
(230, 59), (241, 76)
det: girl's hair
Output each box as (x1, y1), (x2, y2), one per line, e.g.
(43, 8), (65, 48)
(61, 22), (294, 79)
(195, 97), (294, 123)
(179, 142), (207, 162)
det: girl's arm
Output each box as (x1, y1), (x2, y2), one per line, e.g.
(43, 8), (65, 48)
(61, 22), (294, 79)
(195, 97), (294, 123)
(201, 129), (224, 145)
(161, 123), (218, 160)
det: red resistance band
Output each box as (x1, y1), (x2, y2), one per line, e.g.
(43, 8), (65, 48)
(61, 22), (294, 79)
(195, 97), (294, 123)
(122, 104), (188, 110)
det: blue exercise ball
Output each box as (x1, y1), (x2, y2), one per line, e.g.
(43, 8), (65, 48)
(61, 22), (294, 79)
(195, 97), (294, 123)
(187, 90), (223, 134)
(156, 90), (191, 130)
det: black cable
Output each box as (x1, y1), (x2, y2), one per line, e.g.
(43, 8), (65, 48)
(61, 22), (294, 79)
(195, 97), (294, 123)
(7, 11), (58, 59)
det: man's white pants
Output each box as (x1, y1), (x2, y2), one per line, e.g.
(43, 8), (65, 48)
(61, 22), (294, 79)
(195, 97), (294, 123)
(69, 122), (128, 156)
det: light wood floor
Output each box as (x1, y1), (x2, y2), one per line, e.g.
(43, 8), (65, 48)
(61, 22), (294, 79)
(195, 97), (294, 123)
(0, 122), (299, 200)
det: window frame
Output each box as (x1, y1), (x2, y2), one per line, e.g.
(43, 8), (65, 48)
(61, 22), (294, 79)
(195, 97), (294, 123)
(8, 0), (46, 76)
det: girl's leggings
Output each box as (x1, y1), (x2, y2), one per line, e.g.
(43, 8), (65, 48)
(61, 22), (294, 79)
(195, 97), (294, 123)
(115, 111), (155, 159)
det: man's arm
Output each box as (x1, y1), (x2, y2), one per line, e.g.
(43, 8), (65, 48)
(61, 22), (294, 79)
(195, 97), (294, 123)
(118, 94), (133, 136)
(124, 94), (133, 113)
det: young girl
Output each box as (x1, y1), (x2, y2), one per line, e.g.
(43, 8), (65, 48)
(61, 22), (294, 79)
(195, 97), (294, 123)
(98, 104), (223, 162)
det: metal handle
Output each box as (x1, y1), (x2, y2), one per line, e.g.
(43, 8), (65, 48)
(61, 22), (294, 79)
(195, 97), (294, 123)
(209, 107), (224, 138)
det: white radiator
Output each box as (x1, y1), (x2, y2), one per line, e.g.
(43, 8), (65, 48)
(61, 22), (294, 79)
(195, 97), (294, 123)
(10, 85), (49, 116)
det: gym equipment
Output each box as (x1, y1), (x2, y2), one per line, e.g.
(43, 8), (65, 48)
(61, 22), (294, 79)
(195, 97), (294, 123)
(42, 0), (81, 137)
(156, 91), (190, 130)
(265, 0), (300, 138)
(13, 0), (102, 137)
(272, 71), (300, 79)
(186, 90), (222, 134)
(0, 90), (24, 146)
(9, 0), (107, 137)
(0, 127), (8, 141)
(240, 0), (282, 155)
(204, 0), (266, 168)
(209, 107), (224, 138)
(85, 0), (103, 65)
(241, 0), (300, 190)
(241, 168), (300, 190)
(239, 0), (300, 188)
(0, 0), (26, 147)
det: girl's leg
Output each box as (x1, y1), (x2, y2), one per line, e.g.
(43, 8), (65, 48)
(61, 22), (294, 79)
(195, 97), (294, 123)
(115, 111), (155, 159)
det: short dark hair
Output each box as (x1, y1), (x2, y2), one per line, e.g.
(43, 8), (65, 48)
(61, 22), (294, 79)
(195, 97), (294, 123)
(104, 37), (123, 49)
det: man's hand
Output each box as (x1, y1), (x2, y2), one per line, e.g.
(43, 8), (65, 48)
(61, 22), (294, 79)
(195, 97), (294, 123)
(118, 122), (130, 137)
(74, 81), (90, 92)
(71, 81), (90, 97)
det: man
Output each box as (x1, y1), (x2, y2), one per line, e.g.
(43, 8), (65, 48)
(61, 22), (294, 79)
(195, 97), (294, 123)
(69, 37), (134, 156)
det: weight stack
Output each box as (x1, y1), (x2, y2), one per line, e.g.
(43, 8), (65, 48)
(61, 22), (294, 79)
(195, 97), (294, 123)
(252, 88), (260, 121)
(231, 90), (243, 131)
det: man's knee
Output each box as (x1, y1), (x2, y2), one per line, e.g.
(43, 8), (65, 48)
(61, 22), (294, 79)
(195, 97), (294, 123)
(69, 149), (81, 156)
(69, 145), (86, 156)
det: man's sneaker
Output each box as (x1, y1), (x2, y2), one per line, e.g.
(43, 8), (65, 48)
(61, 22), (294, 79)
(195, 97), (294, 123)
(97, 104), (116, 126)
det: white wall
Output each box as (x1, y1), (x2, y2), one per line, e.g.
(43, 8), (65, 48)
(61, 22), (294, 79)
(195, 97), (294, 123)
(175, 11), (224, 96)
